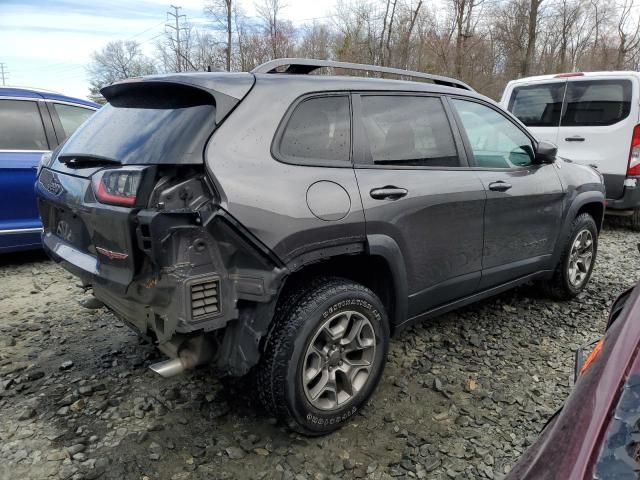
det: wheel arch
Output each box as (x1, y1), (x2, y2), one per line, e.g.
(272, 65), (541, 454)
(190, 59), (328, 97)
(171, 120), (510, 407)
(277, 235), (408, 335)
(551, 191), (605, 266)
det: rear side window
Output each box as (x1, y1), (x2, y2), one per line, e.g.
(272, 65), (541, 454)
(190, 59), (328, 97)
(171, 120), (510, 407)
(53, 103), (95, 140)
(278, 96), (351, 165)
(0, 99), (48, 150)
(359, 95), (459, 167)
(508, 82), (565, 127)
(562, 80), (632, 126)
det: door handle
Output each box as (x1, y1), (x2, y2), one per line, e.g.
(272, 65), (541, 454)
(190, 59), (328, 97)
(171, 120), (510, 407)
(488, 181), (512, 192)
(370, 186), (408, 200)
(565, 136), (585, 142)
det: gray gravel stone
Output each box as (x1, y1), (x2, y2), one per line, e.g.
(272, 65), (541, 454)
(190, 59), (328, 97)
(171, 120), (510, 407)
(0, 225), (637, 480)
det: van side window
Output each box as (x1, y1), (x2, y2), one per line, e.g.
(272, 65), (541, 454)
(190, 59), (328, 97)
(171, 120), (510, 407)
(562, 80), (632, 126)
(359, 95), (459, 167)
(508, 82), (565, 127)
(0, 100), (48, 151)
(452, 99), (534, 169)
(278, 96), (351, 165)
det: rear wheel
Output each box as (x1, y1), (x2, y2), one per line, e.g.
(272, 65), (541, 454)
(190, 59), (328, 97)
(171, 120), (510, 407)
(630, 208), (640, 231)
(256, 277), (389, 435)
(543, 213), (598, 300)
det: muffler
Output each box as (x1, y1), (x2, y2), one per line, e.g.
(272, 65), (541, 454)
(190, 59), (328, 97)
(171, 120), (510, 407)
(149, 335), (213, 378)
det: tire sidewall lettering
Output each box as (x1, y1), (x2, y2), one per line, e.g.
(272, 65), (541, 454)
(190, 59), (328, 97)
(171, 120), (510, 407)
(322, 299), (381, 322)
(305, 406), (357, 426)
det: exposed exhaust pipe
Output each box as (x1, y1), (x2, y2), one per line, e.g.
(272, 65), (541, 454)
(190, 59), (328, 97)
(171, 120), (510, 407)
(149, 358), (185, 378)
(149, 335), (213, 378)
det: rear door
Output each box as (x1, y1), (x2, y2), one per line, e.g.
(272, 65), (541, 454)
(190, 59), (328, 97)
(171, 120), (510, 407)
(557, 76), (637, 199)
(353, 93), (486, 318)
(505, 79), (566, 146)
(0, 98), (54, 251)
(47, 101), (96, 143)
(449, 97), (565, 288)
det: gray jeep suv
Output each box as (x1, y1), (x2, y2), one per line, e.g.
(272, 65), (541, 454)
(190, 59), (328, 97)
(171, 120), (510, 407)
(35, 58), (605, 435)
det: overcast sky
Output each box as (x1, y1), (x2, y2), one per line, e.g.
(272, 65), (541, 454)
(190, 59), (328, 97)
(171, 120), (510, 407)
(0, 0), (340, 100)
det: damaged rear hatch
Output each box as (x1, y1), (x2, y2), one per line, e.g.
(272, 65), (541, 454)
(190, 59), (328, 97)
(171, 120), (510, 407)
(36, 73), (255, 293)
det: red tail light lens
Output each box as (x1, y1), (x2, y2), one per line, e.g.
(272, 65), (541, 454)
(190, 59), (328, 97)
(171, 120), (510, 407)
(628, 125), (640, 177)
(92, 169), (143, 207)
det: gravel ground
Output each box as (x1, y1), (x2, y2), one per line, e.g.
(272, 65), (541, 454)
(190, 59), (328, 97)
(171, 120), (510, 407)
(1, 222), (639, 480)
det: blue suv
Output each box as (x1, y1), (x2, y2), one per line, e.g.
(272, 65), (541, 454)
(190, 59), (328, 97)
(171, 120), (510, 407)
(0, 87), (98, 252)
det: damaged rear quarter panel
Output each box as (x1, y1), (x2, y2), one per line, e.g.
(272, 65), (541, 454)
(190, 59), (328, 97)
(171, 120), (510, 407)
(126, 173), (287, 374)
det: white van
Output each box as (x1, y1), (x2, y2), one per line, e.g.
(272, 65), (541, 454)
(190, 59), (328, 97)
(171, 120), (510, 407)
(501, 72), (640, 228)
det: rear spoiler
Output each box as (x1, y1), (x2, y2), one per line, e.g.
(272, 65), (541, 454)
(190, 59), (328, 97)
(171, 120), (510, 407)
(102, 72), (255, 124)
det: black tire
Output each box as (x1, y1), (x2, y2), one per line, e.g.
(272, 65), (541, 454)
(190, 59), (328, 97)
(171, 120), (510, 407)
(630, 209), (640, 232)
(255, 277), (389, 435)
(542, 213), (598, 300)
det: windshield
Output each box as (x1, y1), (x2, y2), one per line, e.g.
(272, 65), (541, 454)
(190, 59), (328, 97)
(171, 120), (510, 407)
(58, 84), (216, 165)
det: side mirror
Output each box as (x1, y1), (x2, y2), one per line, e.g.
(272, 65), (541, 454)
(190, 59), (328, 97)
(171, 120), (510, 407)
(535, 140), (557, 164)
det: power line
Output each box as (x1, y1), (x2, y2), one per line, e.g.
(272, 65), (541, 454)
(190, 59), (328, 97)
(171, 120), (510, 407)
(0, 63), (8, 86)
(166, 4), (188, 72)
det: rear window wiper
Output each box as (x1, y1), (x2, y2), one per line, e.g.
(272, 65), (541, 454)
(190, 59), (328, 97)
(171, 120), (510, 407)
(58, 154), (121, 169)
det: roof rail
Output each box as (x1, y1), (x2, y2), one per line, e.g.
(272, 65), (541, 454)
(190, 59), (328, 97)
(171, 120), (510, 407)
(251, 58), (474, 91)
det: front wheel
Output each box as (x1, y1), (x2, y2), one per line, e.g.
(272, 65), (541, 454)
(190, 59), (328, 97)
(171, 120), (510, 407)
(255, 277), (389, 435)
(543, 213), (598, 300)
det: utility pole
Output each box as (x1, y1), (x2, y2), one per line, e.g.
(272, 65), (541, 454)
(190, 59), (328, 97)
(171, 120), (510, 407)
(166, 5), (187, 72)
(0, 63), (7, 86)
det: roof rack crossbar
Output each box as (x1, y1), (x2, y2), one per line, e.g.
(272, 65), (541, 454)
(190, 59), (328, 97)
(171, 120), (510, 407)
(251, 58), (474, 91)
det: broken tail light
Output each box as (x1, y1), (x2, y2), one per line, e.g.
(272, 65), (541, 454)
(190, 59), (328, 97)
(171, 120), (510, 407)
(92, 168), (144, 207)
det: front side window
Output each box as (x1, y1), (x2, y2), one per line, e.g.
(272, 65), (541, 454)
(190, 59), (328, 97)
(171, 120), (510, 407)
(0, 99), (48, 150)
(359, 95), (459, 167)
(53, 103), (95, 140)
(278, 95), (351, 164)
(452, 99), (534, 168)
(508, 82), (565, 127)
(561, 79), (632, 126)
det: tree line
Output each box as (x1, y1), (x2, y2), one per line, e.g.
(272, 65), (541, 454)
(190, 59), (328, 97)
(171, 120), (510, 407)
(88, 0), (640, 102)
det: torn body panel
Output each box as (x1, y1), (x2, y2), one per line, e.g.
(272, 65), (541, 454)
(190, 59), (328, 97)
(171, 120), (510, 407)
(120, 174), (287, 375)
(39, 166), (287, 376)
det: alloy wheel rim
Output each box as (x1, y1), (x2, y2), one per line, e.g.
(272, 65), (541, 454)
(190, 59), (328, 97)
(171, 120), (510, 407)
(302, 310), (376, 411)
(568, 229), (594, 288)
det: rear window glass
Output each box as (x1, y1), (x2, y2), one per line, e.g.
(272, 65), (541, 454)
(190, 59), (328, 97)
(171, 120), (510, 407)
(562, 79), (632, 126)
(360, 95), (459, 167)
(508, 82), (565, 127)
(0, 99), (48, 150)
(278, 95), (351, 165)
(58, 84), (216, 164)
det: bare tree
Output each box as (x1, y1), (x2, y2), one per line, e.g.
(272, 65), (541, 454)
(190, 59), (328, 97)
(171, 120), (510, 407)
(615, 0), (640, 68)
(449, 0), (485, 78)
(87, 40), (156, 103)
(400, 1), (423, 69)
(205, 0), (233, 71)
(87, 0), (640, 101)
(522, 0), (544, 75)
(256, 0), (286, 58)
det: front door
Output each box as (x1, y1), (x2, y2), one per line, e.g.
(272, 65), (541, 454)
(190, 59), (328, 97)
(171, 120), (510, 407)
(449, 97), (565, 289)
(352, 93), (486, 319)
